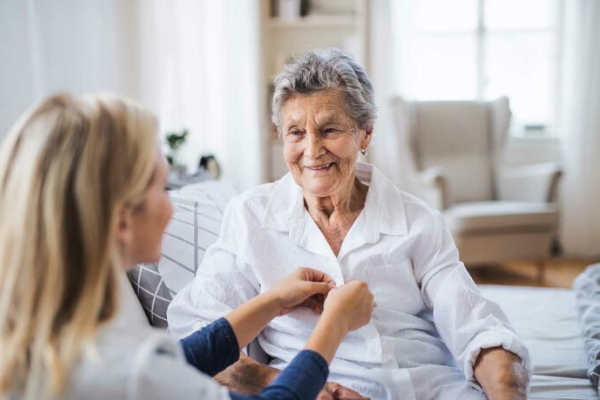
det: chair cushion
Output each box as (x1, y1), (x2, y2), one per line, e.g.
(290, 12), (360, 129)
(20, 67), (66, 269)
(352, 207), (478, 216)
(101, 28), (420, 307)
(443, 201), (558, 234)
(127, 180), (237, 328)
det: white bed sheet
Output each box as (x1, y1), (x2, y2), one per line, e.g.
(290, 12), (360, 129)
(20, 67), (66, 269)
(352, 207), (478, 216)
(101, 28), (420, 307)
(479, 285), (597, 399)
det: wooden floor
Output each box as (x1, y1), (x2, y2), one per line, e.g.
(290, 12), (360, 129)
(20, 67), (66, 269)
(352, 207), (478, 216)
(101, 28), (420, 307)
(468, 258), (600, 289)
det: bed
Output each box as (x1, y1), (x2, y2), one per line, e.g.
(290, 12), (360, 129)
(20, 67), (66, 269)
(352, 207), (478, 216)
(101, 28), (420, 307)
(480, 285), (597, 399)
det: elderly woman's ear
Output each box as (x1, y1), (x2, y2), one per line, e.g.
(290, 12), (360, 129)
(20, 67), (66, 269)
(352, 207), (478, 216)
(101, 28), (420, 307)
(360, 126), (374, 152)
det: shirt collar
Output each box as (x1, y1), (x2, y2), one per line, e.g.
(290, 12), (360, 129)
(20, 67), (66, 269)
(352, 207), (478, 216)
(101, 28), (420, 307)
(261, 163), (408, 242)
(358, 162), (409, 237)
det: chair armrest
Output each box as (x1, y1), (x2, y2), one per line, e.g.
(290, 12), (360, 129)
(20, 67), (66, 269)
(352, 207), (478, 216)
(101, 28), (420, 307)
(409, 166), (451, 210)
(498, 163), (563, 203)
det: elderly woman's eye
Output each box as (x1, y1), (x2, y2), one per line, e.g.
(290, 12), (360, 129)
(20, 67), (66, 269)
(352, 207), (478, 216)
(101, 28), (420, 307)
(289, 129), (302, 136)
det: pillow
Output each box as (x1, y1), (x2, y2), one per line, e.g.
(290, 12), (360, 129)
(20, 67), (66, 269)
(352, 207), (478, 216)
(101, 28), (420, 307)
(127, 180), (238, 328)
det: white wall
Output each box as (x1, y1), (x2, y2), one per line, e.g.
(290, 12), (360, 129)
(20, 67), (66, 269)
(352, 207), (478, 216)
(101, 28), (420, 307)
(0, 0), (41, 141)
(502, 137), (561, 167)
(0, 0), (266, 191)
(0, 0), (139, 142)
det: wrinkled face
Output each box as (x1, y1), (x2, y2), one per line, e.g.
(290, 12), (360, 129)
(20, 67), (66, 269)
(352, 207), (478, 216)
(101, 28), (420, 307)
(128, 154), (173, 265)
(281, 89), (371, 198)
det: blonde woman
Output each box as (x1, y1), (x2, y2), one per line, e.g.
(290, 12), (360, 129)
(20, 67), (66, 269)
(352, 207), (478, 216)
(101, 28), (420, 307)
(0, 93), (374, 400)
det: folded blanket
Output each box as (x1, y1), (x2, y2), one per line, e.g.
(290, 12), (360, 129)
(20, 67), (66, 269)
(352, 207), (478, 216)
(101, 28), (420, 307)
(573, 263), (600, 388)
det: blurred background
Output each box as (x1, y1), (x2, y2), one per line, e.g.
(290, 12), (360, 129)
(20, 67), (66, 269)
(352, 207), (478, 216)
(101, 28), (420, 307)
(1, 0), (598, 285)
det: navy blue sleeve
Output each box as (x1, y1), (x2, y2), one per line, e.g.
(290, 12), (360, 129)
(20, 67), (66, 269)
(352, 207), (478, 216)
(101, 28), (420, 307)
(179, 317), (240, 376)
(229, 350), (329, 400)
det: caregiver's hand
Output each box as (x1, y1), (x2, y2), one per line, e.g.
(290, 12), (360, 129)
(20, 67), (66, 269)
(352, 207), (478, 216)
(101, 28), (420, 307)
(225, 267), (335, 350)
(268, 267), (337, 316)
(305, 281), (374, 363)
(322, 281), (374, 332)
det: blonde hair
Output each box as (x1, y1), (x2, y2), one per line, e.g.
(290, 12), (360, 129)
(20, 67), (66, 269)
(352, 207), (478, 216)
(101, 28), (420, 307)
(0, 93), (158, 398)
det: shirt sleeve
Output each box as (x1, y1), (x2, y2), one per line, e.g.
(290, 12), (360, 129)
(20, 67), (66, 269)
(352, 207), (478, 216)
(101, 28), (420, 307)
(229, 350), (329, 400)
(411, 210), (533, 390)
(167, 198), (260, 339)
(180, 317), (240, 376)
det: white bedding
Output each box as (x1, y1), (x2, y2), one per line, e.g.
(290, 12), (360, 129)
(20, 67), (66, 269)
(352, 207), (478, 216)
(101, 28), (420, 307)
(480, 285), (598, 399)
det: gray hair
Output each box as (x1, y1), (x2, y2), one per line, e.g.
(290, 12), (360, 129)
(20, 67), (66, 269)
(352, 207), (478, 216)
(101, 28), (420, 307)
(271, 48), (377, 132)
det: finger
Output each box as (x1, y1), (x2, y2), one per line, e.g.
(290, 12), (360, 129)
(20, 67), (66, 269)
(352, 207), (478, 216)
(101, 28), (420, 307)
(303, 281), (334, 296)
(339, 394), (370, 400)
(335, 387), (369, 400)
(304, 267), (336, 286)
(338, 393), (370, 400)
(319, 271), (336, 287)
(317, 391), (334, 400)
(301, 294), (323, 308)
(311, 293), (325, 307)
(327, 383), (369, 400)
(299, 297), (324, 314)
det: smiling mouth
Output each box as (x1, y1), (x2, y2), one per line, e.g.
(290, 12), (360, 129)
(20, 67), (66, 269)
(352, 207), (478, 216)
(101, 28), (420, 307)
(305, 163), (334, 171)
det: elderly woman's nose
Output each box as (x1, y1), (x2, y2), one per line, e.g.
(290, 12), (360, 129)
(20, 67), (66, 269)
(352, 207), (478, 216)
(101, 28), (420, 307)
(305, 134), (325, 158)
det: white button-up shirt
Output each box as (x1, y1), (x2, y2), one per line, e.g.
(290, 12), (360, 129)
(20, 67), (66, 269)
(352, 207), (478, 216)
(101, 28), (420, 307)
(168, 163), (531, 400)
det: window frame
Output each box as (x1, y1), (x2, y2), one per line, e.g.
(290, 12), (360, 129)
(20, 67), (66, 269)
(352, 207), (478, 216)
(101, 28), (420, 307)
(412, 0), (564, 137)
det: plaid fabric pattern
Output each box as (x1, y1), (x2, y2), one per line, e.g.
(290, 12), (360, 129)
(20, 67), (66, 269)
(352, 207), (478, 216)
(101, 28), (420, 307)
(127, 262), (172, 328)
(127, 181), (238, 328)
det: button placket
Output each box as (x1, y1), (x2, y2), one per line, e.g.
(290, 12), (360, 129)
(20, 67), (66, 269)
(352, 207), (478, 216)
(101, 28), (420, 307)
(329, 258), (346, 287)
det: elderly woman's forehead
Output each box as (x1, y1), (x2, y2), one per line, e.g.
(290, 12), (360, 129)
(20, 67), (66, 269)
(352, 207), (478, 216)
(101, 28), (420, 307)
(282, 90), (350, 116)
(287, 88), (343, 102)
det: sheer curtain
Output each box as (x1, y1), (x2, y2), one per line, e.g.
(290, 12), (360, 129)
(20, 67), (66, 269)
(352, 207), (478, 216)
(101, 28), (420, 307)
(368, 0), (414, 189)
(0, 0), (265, 190)
(0, 0), (138, 141)
(560, 0), (600, 258)
(137, 0), (265, 189)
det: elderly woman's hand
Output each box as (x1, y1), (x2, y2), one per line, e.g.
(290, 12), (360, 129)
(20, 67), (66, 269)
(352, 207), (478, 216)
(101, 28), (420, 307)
(268, 267), (337, 316)
(474, 347), (528, 400)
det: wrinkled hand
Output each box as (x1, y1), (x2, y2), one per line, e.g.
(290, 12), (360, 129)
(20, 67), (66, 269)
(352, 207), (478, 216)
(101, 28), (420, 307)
(317, 382), (370, 400)
(268, 267), (336, 316)
(474, 347), (528, 400)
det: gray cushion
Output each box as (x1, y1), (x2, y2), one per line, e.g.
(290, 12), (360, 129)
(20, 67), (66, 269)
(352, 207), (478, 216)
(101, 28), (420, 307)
(127, 181), (237, 328)
(127, 262), (172, 328)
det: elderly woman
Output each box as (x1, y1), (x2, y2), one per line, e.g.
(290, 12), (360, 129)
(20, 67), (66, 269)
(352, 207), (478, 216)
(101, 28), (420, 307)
(168, 49), (531, 400)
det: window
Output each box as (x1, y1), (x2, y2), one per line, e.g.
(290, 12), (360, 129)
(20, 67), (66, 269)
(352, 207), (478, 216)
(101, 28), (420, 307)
(405, 0), (562, 136)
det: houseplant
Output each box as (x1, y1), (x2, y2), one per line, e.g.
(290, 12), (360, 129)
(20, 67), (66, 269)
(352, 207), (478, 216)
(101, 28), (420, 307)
(165, 129), (188, 173)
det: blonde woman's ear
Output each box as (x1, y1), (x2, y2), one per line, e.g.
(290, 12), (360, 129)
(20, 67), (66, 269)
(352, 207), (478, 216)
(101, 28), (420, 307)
(117, 207), (134, 246)
(116, 206), (136, 268)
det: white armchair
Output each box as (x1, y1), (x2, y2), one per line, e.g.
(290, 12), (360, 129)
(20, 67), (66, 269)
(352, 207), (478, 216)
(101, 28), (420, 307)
(392, 96), (562, 277)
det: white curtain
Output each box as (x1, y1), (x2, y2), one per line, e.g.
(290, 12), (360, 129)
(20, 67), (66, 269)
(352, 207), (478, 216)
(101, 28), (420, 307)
(137, 0), (265, 190)
(560, 0), (600, 258)
(0, 0), (264, 190)
(367, 0), (414, 190)
(0, 0), (138, 140)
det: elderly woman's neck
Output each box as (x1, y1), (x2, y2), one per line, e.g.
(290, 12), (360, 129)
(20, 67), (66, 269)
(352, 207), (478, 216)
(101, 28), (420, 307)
(303, 177), (368, 219)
